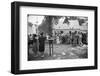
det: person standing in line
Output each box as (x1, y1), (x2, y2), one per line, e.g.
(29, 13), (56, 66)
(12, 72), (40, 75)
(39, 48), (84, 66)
(69, 31), (72, 44)
(28, 34), (33, 56)
(39, 32), (46, 57)
(56, 35), (60, 44)
(78, 32), (83, 46)
(32, 34), (38, 57)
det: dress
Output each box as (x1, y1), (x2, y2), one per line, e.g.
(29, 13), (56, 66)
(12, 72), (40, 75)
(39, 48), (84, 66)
(32, 37), (37, 54)
(56, 36), (60, 44)
(39, 36), (46, 52)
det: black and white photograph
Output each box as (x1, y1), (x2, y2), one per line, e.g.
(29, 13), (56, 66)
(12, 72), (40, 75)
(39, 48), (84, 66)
(11, 1), (97, 74)
(28, 15), (88, 61)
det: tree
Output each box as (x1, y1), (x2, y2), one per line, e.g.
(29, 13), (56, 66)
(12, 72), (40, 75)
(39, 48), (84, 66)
(38, 16), (61, 35)
(63, 17), (69, 24)
(28, 22), (33, 27)
(38, 16), (70, 35)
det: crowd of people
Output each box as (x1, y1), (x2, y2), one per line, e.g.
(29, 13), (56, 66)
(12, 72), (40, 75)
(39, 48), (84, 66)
(53, 31), (88, 46)
(28, 31), (88, 57)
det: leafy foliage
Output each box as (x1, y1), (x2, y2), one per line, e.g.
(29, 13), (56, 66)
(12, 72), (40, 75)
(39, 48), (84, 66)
(63, 17), (69, 24)
(38, 16), (87, 35)
(78, 19), (85, 26)
(38, 16), (62, 35)
(28, 22), (33, 27)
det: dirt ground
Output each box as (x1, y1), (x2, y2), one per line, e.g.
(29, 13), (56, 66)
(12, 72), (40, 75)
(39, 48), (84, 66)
(28, 43), (88, 61)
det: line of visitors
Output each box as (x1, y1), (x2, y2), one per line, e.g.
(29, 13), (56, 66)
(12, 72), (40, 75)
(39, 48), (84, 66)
(54, 31), (88, 46)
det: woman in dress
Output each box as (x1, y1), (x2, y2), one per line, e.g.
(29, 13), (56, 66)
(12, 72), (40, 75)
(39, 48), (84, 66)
(56, 34), (60, 44)
(39, 33), (46, 57)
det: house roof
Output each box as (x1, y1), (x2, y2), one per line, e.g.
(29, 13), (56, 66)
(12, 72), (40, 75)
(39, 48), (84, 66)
(53, 20), (88, 30)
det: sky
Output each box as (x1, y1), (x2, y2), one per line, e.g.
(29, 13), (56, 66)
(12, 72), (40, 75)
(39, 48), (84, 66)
(28, 15), (44, 26)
